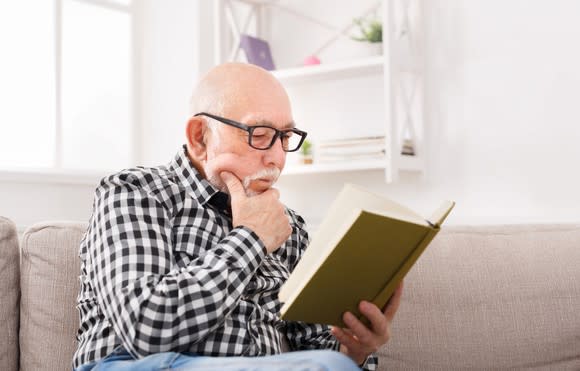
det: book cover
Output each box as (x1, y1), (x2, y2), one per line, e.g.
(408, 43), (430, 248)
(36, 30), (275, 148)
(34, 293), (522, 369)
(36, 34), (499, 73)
(279, 184), (454, 327)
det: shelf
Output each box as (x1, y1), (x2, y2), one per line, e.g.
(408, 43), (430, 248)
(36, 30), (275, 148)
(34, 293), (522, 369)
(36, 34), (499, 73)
(398, 155), (424, 172)
(215, 0), (426, 182)
(272, 56), (384, 85)
(282, 158), (386, 175)
(233, 0), (276, 4)
(282, 154), (425, 176)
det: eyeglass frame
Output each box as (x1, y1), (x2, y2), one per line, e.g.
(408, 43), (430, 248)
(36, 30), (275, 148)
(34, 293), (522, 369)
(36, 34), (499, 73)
(194, 112), (308, 152)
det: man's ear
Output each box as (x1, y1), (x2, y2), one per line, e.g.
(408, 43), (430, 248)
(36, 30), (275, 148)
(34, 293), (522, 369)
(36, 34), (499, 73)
(185, 116), (209, 161)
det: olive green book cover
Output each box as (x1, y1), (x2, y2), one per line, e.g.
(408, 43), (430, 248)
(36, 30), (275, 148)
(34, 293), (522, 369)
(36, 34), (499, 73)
(279, 184), (454, 327)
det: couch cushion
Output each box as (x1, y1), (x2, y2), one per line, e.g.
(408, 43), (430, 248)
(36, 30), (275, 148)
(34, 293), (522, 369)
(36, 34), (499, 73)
(378, 224), (580, 370)
(20, 222), (87, 371)
(0, 216), (19, 371)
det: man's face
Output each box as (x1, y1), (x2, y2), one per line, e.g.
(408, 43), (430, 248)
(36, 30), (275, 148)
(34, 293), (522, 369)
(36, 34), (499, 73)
(203, 109), (293, 196)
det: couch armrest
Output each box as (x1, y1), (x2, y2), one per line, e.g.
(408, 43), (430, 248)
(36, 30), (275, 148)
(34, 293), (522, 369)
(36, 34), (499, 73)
(0, 216), (19, 371)
(19, 221), (87, 371)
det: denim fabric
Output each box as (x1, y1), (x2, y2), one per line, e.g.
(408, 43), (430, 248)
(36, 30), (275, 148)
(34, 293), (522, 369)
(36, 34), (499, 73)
(75, 348), (360, 371)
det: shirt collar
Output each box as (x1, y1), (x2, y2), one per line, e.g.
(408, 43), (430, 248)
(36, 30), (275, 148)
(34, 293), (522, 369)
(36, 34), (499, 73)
(170, 145), (230, 211)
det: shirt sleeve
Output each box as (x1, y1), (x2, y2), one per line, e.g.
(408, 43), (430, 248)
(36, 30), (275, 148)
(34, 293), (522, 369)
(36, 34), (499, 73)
(284, 321), (339, 350)
(360, 353), (378, 371)
(86, 173), (266, 359)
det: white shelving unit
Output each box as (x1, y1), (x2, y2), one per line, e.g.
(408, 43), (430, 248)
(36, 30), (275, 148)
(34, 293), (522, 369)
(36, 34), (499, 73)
(272, 56), (383, 85)
(284, 158), (385, 176)
(213, 0), (425, 182)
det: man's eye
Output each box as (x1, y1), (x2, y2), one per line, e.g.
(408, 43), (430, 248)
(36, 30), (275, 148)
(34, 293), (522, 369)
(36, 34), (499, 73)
(252, 128), (272, 137)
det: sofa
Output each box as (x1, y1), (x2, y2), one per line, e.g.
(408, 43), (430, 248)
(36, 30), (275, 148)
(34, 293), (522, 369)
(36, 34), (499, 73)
(1, 216), (579, 370)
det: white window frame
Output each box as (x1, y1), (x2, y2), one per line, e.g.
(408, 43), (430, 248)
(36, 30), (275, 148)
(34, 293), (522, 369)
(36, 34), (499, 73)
(0, 0), (138, 184)
(54, 0), (138, 169)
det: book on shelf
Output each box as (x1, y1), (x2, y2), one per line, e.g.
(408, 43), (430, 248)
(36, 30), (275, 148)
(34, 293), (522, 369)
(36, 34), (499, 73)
(317, 151), (386, 163)
(239, 34), (276, 71)
(318, 135), (385, 149)
(317, 146), (385, 156)
(279, 184), (455, 327)
(401, 138), (416, 156)
(316, 136), (386, 163)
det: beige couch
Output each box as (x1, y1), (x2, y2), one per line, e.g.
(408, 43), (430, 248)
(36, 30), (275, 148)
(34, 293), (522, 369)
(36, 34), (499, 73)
(1, 216), (579, 370)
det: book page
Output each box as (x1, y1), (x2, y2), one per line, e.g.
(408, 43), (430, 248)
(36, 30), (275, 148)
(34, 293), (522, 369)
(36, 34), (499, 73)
(318, 184), (427, 231)
(428, 200), (456, 226)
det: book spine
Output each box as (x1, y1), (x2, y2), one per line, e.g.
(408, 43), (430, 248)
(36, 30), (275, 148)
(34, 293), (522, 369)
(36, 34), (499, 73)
(369, 227), (440, 313)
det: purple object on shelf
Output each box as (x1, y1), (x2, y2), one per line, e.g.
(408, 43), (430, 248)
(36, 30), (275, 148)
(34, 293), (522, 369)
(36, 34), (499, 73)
(239, 34), (276, 71)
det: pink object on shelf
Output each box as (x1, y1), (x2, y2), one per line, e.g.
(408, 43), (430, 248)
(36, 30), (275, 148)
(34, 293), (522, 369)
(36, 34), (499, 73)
(303, 55), (321, 66)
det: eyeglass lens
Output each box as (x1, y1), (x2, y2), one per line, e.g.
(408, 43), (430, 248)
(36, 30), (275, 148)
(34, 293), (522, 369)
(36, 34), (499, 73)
(250, 127), (303, 151)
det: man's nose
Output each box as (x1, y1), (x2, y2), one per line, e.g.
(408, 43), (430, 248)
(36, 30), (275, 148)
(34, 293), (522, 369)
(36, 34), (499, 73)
(264, 137), (286, 167)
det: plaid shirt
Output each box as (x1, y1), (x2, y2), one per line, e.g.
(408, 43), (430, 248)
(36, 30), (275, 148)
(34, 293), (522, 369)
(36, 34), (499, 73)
(73, 146), (377, 370)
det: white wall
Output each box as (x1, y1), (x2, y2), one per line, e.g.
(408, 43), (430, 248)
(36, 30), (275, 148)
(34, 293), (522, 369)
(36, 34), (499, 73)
(0, 177), (97, 231)
(280, 0), (580, 227)
(137, 0), (206, 166)
(2, 0), (579, 230)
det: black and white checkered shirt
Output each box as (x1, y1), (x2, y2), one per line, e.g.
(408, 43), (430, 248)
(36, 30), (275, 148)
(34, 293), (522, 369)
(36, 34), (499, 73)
(73, 146), (377, 370)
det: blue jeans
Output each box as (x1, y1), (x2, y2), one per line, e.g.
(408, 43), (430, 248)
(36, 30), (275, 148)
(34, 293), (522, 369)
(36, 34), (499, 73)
(75, 348), (361, 371)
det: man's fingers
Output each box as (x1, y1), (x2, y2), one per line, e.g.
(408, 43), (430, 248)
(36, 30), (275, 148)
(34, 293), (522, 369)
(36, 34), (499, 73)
(342, 311), (373, 345)
(331, 327), (358, 350)
(359, 301), (387, 335)
(220, 171), (245, 199)
(383, 282), (404, 322)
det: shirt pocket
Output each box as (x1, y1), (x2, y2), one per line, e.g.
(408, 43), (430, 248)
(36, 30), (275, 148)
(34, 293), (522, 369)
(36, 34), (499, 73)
(172, 222), (222, 266)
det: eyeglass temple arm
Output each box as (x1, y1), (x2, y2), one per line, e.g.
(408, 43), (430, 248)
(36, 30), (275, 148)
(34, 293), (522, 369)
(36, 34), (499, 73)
(194, 112), (249, 131)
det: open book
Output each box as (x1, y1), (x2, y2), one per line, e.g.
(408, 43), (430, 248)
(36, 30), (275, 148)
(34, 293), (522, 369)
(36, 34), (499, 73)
(279, 184), (455, 327)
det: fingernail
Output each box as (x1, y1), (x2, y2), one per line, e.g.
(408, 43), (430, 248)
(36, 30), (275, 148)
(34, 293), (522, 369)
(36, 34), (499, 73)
(344, 312), (354, 322)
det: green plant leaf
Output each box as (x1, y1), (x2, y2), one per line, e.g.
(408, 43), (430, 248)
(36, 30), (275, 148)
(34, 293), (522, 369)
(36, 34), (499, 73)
(351, 17), (382, 43)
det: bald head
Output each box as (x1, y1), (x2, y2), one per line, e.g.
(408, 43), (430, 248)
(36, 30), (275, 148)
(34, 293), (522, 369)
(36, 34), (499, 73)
(185, 63), (295, 195)
(189, 63), (291, 119)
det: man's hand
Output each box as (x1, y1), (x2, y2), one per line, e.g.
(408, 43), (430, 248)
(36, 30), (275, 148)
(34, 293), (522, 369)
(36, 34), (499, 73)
(331, 282), (404, 366)
(221, 171), (291, 254)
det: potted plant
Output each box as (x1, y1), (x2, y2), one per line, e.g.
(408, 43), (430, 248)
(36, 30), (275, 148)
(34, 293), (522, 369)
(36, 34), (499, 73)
(300, 139), (313, 164)
(351, 17), (383, 56)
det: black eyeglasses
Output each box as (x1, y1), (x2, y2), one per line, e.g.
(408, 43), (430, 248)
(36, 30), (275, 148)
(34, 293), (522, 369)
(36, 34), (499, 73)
(194, 112), (308, 152)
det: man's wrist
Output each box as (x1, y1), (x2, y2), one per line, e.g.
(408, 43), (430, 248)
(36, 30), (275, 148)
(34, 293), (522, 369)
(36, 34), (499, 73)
(338, 343), (367, 367)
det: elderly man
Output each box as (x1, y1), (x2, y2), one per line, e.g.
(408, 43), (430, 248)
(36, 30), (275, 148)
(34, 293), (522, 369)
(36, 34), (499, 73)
(73, 63), (403, 371)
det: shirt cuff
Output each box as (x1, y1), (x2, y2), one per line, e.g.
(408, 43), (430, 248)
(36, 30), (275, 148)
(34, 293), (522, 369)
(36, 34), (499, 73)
(359, 353), (377, 371)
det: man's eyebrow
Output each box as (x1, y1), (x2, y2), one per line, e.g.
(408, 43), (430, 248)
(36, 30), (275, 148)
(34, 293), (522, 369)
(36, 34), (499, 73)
(252, 120), (296, 129)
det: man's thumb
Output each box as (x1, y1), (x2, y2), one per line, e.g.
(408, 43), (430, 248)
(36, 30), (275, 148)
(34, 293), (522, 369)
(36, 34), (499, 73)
(220, 171), (244, 198)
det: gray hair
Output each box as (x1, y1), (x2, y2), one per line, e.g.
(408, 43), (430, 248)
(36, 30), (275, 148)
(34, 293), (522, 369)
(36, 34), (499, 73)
(189, 90), (227, 141)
